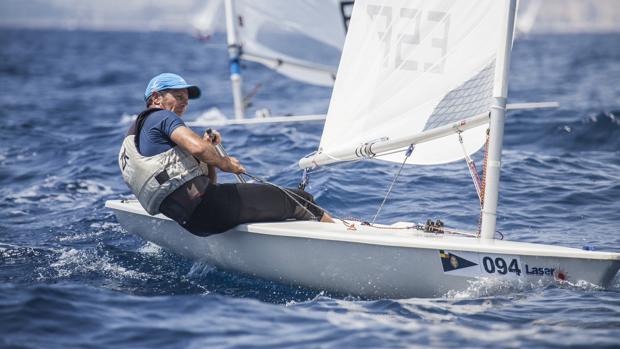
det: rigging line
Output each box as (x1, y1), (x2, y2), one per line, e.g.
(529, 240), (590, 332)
(477, 129), (491, 236)
(457, 131), (483, 204)
(372, 144), (414, 224)
(480, 128), (490, 208)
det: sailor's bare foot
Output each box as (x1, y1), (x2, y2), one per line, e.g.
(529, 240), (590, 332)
(320, 212), (335, 223)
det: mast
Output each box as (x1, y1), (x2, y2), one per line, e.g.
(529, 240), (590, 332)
(224, 0), (245, 119)
(479, 0), (517, 240)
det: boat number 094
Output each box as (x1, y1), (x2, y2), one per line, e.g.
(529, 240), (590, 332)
(482, 257), (522, 276)
(366, 5), (449, 74)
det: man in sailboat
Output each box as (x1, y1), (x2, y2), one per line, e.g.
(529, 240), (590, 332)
(118, 73), (333, 236)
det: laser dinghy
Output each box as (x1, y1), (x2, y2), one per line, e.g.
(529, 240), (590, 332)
(107, 0), (620, 298)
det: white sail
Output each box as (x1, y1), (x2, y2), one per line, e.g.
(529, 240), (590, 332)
(301, 0), (507, 168)
(235, 0), (351, 86)
(192, 0), (225, 40)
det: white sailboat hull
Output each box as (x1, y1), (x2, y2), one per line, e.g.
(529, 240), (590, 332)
(106, 200), (620, 298)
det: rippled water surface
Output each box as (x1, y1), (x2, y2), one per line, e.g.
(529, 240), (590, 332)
(0, 29), (619, 348)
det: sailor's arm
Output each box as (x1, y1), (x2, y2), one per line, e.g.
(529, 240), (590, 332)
(201, 130), (218, 184)
(170, 126), (245, 174)
(206, 164), (217, 183)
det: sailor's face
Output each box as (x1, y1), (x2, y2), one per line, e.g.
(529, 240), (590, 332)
(160, 89), (189, 116)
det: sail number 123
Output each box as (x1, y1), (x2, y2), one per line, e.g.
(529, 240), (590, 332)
(367, 5), (449, 74)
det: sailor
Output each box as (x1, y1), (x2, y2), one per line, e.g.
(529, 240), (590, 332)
(118, 73), (333, 236)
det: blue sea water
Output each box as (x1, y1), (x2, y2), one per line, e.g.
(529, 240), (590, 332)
(1, 28), (620, 348)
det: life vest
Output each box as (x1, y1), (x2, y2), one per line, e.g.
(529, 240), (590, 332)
(118, 109), (207, 216)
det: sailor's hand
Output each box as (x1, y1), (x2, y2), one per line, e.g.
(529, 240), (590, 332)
(219, 156), (245, 174)
(203, 129), (222, 145)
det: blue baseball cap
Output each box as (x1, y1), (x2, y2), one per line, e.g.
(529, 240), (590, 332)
(144, 73), (201, 101)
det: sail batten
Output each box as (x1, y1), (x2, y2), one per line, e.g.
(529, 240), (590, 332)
(240, 52), (336, 86)
(301, 0), (506, 169)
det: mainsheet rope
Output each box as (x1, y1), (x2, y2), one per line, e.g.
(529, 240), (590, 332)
(372, 144), (414, 224)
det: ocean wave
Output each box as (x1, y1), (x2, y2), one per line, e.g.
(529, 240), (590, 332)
(510, 110), (620, 152)
(554, 110), (620, 150)
(4, 177), (113, 207)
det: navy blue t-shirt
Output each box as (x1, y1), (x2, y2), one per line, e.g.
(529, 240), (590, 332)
(137, 110), (185, 156)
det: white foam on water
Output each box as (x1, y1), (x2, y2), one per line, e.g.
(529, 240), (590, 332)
(559, 278), (603, 291)
(610, 274), (620, 290)
(56, 221), (120, 242)
(444, 277), (553, 299)
(8, 186), (42, 204)
(16, 151), (37, 160)
(284, 291), (328, 308)
(8, 209), (29, 216)
(323, 302), (425, 333)
(119, 113), (137, 125)
(137, 241), (163, 254)
(67, 179), (114, 196)
(191, 107), (227, 124)
(187, 261), (217, 278)
(89, 222), (118, 230)
(442, 274), (607, 300)
(48, 247), (149, 281)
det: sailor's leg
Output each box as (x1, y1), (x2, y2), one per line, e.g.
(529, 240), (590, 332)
(235, 184), (323, 223)
(183, 183), (242, 236)
(281, 188), (334, 222)
(184, 183), (327, 236)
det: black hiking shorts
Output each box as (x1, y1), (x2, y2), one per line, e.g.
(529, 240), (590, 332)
(183, 183), (324, 236)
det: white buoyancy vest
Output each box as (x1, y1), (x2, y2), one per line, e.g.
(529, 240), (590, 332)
(119, 135), (206, 215)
